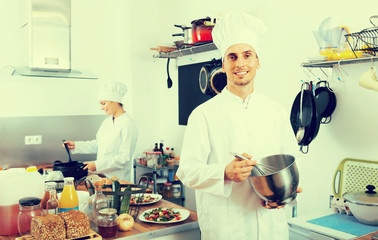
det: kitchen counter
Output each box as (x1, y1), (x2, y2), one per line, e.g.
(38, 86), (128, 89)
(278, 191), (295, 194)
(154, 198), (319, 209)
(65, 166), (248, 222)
(0, 167), (200, 240)
(0, 199), (199, 240)
(288, 209), (378, 240)
(104, 199), (199, 240)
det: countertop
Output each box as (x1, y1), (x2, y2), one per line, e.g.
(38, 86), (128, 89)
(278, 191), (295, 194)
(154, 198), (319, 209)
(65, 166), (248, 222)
(0, 199), (198, 240)
(288, 209), (378, 240)
(0, 166), (199, 240)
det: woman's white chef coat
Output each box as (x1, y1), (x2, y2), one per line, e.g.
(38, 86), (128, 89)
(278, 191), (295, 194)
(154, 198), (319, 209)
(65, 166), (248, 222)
(177, 88), (298, 240)
(72, 112), (138, 182)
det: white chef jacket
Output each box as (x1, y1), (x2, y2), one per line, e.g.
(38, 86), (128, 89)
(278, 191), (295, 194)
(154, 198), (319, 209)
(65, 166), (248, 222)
(177, 88), (298, 240)
(72, 112), (138, 182)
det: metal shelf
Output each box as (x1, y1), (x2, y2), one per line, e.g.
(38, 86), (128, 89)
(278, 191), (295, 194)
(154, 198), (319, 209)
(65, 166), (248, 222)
(302, 56), (378, 68)
(153, 43), (217, 59)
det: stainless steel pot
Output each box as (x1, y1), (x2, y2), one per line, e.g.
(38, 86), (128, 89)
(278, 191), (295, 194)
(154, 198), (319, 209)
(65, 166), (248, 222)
(248, 154), (299, 208)
(343, 185), (378, 225)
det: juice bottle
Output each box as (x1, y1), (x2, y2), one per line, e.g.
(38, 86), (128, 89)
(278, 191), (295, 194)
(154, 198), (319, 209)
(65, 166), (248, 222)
(59, 177), (78, 212)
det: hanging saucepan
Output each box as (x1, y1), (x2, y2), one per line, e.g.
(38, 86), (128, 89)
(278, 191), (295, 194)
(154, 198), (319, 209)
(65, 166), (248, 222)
(314, 81), (337, 124)
(199, 59), (227, 96)
(290, 82), (321, 153)
(53, 140), (88, 181)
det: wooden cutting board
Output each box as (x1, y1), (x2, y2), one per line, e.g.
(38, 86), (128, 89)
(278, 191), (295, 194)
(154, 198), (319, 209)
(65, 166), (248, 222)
(14, 230), (101, 240)
(352, 231), (378, 240)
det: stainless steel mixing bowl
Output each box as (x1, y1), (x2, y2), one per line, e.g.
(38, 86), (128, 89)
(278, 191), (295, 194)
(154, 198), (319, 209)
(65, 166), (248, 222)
(248, 154), (299, 208)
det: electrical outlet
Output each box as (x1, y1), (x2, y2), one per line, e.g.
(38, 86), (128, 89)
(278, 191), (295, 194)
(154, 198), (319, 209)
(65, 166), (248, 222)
(25, 135), (42, 145)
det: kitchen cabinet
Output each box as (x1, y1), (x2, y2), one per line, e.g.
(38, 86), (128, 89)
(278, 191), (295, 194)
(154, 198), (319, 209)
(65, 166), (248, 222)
(133, 161), (185, 207)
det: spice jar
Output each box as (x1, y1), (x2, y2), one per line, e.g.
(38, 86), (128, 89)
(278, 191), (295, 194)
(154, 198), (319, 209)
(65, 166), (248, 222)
(162, 182), (173, 198)
(97, 208), (118, 238)
(17, 197), (42, 235)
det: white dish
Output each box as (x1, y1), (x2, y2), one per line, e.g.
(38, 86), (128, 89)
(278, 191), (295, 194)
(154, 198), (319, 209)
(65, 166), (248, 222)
(139, 208), (190, 224)
(130, 193), (162, 205)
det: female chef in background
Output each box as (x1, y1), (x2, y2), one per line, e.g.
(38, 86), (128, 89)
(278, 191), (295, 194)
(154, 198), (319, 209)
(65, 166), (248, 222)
(63, 80), (138, 182)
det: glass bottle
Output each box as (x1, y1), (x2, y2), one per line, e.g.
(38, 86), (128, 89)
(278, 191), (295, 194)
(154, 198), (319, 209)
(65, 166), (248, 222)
(97, 208), (118, 238)
(170, 148), (175, 158)
(59, 177), (79, 212)
(46, 189), (59, 215)
(41, 182), (59, 215)
(87, 181), (110, 233)
(153, 143), (159, 152)
(17, 197), (42, 235)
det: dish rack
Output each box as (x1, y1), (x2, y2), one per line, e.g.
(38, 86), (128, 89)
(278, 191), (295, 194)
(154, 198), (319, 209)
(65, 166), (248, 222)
(345, 16), (378, 56)
(333, 158), (378, 198)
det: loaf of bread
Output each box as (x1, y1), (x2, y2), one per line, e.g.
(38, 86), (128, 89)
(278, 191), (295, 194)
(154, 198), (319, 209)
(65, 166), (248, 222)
(59, 210), (90, 239)
(31, 214), (66, 240)
(30, 210), (90, 240)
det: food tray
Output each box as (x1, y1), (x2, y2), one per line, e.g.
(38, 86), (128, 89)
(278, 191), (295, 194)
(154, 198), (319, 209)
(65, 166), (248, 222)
(15, 230), (102, 240)
(333, 158), (378, 197)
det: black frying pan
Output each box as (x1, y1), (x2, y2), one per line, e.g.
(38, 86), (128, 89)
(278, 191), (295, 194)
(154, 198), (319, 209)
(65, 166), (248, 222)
(314, 81), (336, 124)
(53, 140), (88, 181)
(290, 82), (321, 153)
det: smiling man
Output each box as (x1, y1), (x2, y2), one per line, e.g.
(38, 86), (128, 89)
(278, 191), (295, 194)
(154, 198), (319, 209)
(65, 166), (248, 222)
(177, 12), (298, 240)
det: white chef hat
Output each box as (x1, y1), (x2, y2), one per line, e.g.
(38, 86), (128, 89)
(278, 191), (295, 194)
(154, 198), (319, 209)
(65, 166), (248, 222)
(212, 11), (267, 60)
(98, 80), (127, 103)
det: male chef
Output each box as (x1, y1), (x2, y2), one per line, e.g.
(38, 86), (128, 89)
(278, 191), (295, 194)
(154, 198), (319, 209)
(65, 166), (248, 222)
(176, 11), (299, 240)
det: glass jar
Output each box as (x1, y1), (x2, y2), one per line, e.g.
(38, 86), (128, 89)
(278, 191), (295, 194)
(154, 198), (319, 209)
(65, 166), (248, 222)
(17, 197), (42, 235)
(156, 178), (168, 195)
(87, 181), (110, 232)
(162, 182), (173, 199)
(172, 182), (181, 198)
(97, 208), (118, 238)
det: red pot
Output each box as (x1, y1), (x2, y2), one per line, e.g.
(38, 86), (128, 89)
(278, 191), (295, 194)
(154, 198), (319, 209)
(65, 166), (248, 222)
(191, 17), (215, 43)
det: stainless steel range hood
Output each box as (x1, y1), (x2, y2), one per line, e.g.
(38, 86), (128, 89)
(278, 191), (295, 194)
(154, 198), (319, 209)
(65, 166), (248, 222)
(14, 0), (97, 79)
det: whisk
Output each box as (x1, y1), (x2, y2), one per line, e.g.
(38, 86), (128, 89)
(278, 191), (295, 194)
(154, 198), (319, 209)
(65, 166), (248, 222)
(230, 152), (280, 176)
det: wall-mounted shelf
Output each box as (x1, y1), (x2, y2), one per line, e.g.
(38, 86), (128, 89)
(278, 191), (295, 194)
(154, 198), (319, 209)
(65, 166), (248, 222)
(302, 56), (378, 68)
(153, 43), (217, 59)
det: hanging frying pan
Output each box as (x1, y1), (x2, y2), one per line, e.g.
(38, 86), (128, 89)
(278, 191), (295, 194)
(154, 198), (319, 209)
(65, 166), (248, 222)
(290, 82), (321, 153)
(314, 81), (337, 124)
(199, 59), (227, 96)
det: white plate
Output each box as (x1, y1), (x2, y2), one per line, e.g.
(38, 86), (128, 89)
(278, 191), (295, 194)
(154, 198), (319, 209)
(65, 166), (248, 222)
(139, 208), (190, 224)
(130, 193), (162, 205)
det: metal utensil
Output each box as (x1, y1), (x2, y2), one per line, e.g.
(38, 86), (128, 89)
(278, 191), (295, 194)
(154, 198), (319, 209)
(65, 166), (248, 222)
(230, 152), (277, 176)
(296, 85), (305, 143)
(167, 58), (173, 88)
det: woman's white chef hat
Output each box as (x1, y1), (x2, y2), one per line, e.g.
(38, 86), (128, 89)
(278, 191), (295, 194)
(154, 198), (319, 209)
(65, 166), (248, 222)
(98, 80), (127, 103)
(212, 11), (267, 60)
